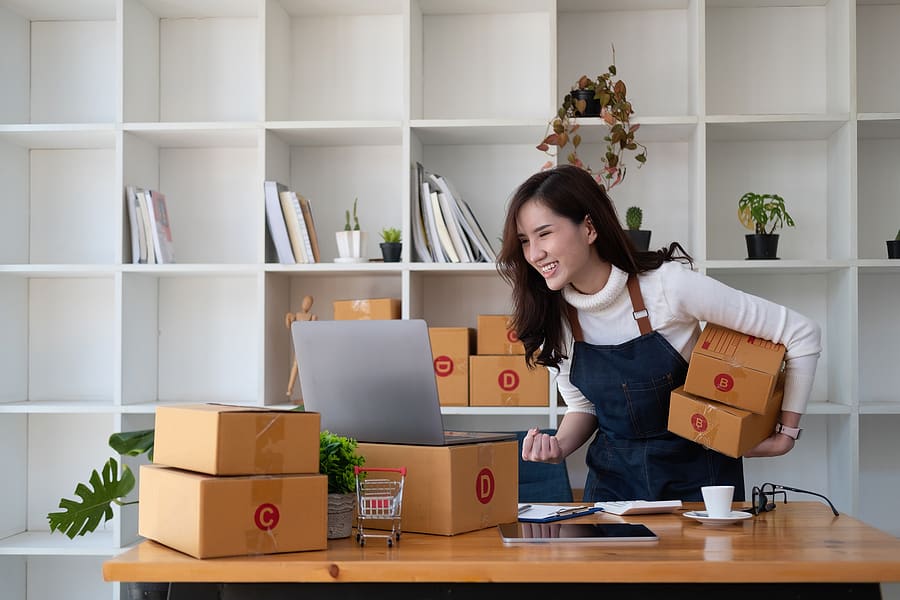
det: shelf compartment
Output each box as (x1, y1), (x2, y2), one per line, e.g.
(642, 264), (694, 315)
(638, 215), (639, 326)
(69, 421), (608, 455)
(123, 130), (261, 264)
(0, 138), (117, 265)
(121, 273), (260, 405)
(123, 0), (260, 123)
(410, 272), (514, 327)
(859, 272), (900, 406)
(0, 556), (111, 600)
(705, 121), (852, 261)
(0, 276), (115, 404)
(857, 130), (900, 259)
(265, 0), (404, 121)
(0, 3), (116, 124)
(705, 1), (850, 116)
(411, 0), (554, 120)
(557, 1), (698, 117)
(705, 268), (853, 410)
(860, 415), (900, 536)
(264, 270), (403, 405)
(265, 129), (403, 263)
(857, 3), (900, 114)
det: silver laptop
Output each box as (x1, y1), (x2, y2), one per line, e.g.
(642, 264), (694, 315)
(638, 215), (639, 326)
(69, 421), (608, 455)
(291, 318), (516, 445)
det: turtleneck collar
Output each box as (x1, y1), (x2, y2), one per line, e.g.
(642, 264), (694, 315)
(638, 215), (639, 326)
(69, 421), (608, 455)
(561, 264), (628, 312)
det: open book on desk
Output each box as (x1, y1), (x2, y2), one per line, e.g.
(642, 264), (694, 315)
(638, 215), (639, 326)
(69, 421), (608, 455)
(517, 503), (603, 523)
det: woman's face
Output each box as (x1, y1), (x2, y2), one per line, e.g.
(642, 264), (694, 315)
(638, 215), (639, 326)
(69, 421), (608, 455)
(516, 198), (605, 293)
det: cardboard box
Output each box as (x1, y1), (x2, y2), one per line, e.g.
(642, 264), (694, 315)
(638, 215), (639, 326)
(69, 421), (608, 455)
(333, 298), (401, 320)
(153, 404), (320, 476)
(668, 384), (783, 459)
(357, 440), (517, 535)
(476, 315), (524, 355)
(683, 324), (785, 415)
(139, 465), (326, 558)
(428, 327), (474, 406)
(469, 355), (549, 407)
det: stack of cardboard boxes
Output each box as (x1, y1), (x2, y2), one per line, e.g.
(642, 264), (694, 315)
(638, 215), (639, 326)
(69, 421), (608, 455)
(428, 315), (549, 407)
(138, 404), (326, 558)
(668, 325), (786, 458)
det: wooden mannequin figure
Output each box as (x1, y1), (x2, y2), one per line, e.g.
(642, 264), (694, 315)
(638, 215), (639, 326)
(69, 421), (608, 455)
(285, 295), (317, 399)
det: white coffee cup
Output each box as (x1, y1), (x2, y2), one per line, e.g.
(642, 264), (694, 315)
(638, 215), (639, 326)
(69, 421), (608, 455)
(701, 485), (735, 518)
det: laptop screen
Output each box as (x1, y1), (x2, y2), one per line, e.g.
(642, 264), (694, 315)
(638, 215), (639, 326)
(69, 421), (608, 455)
(291, 319), (449, 444)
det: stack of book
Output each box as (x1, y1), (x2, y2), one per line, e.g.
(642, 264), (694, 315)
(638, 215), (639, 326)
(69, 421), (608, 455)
(264, 181), (321, 264)
(125, 185), (175, 264)
(412, 163), (496, 263)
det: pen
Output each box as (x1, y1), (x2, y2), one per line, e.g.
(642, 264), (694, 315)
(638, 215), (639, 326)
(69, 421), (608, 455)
(517, 504), (533, 514)
(554, 505), (589, 516)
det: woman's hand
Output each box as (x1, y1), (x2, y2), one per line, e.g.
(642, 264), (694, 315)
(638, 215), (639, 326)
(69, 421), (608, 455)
(743, 432), (795, 458)
(521, 428), (565, 464)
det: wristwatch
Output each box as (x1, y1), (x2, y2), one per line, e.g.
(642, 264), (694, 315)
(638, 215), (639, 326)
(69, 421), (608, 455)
(775, 422), (802, 440)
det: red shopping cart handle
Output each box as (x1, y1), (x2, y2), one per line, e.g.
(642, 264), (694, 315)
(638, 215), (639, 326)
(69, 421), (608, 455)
(355, 466), (407, 476)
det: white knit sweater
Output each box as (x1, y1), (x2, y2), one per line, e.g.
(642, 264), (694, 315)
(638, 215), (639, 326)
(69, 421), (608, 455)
(556, 262), (822, 415)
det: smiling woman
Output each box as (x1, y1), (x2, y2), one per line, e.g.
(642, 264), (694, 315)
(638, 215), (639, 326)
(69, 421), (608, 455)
(496, 165), (822, 504)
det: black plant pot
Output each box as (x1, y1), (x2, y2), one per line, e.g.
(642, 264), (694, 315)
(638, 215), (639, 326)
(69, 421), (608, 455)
(746, 234), (780, 259)
(625, 229), (652, 252)
(887, 240), (900, 259)
(380, 242), (402, 262)
(570, 89), (600, 117)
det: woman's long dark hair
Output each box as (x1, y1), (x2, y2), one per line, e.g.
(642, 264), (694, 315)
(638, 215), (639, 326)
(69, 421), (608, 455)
(497, 165), (692, 368)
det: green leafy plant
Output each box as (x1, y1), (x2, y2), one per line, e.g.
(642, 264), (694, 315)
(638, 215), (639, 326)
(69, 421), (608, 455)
(895, 229), (900, 241)
(319, 430), (365, 494)
(625, 206), (643, 231)
(537, 46), (647, 192)
(737, 192), (796, 235)
(344, 198), (360, 231)
(380, 227), (401, 243)
(47, 429), (154, 538)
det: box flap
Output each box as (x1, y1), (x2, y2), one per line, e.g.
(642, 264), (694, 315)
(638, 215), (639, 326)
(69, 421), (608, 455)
(694, 324), (785, 375)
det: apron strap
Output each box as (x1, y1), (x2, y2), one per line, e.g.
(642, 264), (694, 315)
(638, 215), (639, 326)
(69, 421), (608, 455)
(627, 274), (652, 336)
(564, 302), (584, 342)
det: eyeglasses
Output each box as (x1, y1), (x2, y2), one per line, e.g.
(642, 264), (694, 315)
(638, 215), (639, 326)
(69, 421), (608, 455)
(749, 482), (839, 517)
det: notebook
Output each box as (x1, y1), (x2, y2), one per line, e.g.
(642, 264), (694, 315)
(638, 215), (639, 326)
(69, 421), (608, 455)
(291, 318), (516, 446)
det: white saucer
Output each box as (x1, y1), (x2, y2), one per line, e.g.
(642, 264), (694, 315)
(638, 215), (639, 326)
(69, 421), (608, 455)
(683, 510), (753, 526)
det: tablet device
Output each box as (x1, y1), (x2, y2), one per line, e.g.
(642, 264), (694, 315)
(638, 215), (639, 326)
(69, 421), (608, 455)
(497, 521), (658, 543)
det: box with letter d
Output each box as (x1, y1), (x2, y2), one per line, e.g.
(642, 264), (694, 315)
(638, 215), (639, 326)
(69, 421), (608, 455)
(428, 327), (474, 406)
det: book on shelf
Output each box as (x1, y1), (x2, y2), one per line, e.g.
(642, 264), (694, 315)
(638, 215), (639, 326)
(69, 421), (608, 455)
(296, 193), (320, 263)
(279, 190), (311, 263)
(146, 189), (175, 264)
(264, 180), (296, 265)
(413, 167), (496, 263)
(125, 185), (146, 264)
(411, 163), (434, 262)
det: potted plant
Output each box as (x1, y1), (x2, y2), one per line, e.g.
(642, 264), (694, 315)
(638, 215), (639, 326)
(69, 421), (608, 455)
(624, 206), (651, 252)
(379, 227), (402, 262)
(887, 229), (900, 259)
(335, 198), (367, 263)
(319, 430), (365, 539)
(537, 46), (647, 192)
(737, 192), (796, 259)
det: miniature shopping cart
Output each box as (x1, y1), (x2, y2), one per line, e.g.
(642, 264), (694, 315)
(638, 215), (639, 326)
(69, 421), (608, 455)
(355, 466), (406, 547)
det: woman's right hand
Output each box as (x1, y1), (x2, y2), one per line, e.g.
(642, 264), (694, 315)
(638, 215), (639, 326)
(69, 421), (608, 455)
(522, 428), (564, 464)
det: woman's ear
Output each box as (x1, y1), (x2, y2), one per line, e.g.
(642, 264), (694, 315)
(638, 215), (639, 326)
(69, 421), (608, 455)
(583, 215), (598, 243)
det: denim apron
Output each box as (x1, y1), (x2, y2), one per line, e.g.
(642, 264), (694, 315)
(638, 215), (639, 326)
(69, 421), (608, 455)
(568, 274), (744, 502)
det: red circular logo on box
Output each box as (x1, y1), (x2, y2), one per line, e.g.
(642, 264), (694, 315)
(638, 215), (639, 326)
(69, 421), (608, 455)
(254, 503), (280, 531)
(714, 373), (734, 392)
(691, 413), (709, 433)
(434, 355), (454, 377)
(498, 370), (519, 391)
(475, 468), (495, 504)
(506, 329), (519, 343)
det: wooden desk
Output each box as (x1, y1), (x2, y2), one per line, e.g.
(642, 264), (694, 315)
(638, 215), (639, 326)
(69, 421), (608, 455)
(104, 503), (900, 599)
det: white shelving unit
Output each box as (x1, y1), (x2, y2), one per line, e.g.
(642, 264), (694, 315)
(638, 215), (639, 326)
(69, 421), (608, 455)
(1, 1), (899, 599)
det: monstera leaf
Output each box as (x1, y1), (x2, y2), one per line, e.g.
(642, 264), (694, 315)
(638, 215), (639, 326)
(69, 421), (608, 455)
(48, 458), (136, 539)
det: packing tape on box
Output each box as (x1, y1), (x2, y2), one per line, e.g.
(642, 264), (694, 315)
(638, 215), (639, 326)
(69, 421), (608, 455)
(254, 414), (285, 473)
(247, 476), (284, 555)
(689, 402), (721, 450)
(477, 444), (495, 530)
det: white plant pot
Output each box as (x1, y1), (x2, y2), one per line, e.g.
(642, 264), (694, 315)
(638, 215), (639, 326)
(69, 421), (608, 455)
(335, 230), (367, 262)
